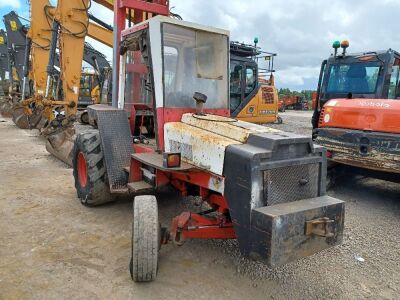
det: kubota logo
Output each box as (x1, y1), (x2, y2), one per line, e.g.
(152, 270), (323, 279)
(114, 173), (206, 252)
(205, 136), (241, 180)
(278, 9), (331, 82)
(359, 101), (390, 108)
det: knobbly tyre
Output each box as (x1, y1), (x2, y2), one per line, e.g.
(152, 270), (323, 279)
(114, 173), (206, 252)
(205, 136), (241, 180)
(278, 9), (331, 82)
(72, 16), (345, 282)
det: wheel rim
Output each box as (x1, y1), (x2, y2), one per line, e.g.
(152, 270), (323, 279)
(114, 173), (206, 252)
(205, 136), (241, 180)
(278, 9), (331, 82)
(77, 152), (88, 187)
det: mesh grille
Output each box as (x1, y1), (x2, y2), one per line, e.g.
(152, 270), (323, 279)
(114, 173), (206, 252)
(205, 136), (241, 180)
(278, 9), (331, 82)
(96, 109), (132, 191)
(263, 163), (319, 206)
(261, 86), (275, 104)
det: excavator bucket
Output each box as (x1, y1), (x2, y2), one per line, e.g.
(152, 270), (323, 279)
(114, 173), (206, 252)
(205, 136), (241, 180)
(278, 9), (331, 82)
(45, 126), (76, 166)
(0, 98), (13, 117)
(12, 104), (30, 129)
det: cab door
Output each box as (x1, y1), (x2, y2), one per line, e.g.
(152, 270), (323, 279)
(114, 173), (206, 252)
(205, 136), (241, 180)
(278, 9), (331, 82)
(230, 60), (259, 117)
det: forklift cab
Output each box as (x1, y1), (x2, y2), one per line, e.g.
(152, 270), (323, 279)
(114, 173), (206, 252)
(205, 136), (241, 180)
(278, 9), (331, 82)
(118, 16), (229, 149)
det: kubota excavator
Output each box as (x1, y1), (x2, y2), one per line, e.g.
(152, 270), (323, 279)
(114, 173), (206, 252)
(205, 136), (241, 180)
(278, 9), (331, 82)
(312, 41), (400, 184)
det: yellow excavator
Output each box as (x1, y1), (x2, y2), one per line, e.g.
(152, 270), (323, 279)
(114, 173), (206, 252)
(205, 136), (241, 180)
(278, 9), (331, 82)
(12, 0), (113, 130)
(229, 40), (280, 124)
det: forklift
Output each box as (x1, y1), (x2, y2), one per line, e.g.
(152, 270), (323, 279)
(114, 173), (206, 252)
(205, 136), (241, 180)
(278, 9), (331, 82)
(72, 15), (344, 282)
(312, 40), (400, 183)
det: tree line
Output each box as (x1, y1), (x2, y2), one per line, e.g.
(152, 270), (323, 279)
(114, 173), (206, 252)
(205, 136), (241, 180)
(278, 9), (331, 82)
(278, 88), (315, 100)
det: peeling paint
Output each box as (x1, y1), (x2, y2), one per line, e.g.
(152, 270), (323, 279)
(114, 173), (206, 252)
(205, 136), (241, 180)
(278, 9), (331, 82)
(181, 113), (281, 143)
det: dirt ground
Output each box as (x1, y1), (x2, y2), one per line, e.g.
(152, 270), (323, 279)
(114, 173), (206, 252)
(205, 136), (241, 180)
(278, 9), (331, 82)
(0, 111), (399, 300)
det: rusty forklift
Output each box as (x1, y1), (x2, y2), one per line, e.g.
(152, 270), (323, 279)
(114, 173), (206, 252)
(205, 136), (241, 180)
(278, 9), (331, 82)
(70, 1), (345, 282)
(312, 41), (400, 184)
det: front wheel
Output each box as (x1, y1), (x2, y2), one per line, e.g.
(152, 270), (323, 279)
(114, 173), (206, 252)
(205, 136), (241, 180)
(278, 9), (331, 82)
(130, 195), (159, 282)
(72, 129), (114, 206)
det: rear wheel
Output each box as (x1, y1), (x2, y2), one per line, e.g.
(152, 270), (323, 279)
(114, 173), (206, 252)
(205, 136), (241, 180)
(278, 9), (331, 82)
(130, 195), (159, 282)
(72, 129), (114, 206)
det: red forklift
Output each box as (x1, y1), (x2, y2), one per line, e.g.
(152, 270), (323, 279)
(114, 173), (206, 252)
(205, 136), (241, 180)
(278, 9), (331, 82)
(71, 2), (345, 282)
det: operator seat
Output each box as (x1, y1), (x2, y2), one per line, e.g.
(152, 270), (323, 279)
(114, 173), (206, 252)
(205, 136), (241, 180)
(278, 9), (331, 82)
(346, 65), (370, 93)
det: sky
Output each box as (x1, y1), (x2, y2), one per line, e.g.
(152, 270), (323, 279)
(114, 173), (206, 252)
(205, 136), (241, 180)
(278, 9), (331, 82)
(1, 0), (400, 91)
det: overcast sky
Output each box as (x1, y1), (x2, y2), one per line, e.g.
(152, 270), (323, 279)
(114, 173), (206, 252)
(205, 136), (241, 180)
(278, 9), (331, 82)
(1, 0), (400, 90)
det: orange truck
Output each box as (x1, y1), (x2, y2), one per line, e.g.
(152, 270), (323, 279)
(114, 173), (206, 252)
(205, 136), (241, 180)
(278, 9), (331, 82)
(312, 40), (400, 183)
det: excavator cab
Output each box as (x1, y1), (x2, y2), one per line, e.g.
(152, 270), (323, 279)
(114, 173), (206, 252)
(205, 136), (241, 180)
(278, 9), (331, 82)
(229, 42), (279, 123)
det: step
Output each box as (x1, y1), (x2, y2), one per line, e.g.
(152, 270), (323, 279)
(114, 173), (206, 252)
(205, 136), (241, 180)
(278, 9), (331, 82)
(127, 181), (153, 193)
(123, 166), (130, 174)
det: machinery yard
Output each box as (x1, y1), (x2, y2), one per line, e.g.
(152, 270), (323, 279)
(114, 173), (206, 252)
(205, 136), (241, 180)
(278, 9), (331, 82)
(1, 111), (399, 299)
(1, 0), (400, 299)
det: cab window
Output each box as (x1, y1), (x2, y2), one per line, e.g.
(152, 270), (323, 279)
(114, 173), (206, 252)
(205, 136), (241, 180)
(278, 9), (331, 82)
(230, 61), (242, 112)
(388, 59), (400, 99)
(245, 66), (256, 96)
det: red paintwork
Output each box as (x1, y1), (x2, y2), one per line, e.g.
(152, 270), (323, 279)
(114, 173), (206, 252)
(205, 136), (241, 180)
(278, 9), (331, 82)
(121, 23), (149, 37)
(129, 158), (142, 182)
(170, 211), (235, 242)
(114, 0), (169, 102)
(155, 107), (230, 151)
(319, 98), (400, 134)
(119, 0), (169, 15)
(133, 144), (155, 153)
(77, 152), (88, 187)
(126, 63), (148, 74)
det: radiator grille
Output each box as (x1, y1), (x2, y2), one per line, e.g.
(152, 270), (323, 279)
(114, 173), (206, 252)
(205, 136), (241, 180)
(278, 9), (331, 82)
(263, 163), (320, 206)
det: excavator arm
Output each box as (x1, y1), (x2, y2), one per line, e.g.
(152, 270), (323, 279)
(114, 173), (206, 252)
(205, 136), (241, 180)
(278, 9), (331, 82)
(0, 29), (8, 81)
(87, 22), (112, 47)
(14, 0), (57, 129)
(3, 11), (27, 91)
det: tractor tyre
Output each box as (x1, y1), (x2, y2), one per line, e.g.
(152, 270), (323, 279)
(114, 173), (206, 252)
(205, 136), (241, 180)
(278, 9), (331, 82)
(72, 129), (114, 206)
(130, 195), (159, 282)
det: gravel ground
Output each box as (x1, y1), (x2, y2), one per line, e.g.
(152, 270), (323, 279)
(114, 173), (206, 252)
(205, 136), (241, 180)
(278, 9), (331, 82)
(0, 111), (399, 299)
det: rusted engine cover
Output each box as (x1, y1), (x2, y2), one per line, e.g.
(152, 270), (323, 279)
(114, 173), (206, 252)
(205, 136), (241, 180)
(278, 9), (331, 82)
(251, 196), (344, 267)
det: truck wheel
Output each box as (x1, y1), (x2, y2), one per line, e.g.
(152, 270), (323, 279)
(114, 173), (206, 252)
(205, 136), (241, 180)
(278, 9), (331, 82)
(72, 129), (114, 206)
(130, 195), (159, 282)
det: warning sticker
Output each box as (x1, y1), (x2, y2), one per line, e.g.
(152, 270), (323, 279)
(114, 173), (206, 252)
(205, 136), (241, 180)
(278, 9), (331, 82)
(10, 20), (17, 31)
(0, 36), (4, 44)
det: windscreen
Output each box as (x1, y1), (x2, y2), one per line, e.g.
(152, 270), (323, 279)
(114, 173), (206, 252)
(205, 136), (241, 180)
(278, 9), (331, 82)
(326, 62), (381, 94)
(162, 23), (228, 109)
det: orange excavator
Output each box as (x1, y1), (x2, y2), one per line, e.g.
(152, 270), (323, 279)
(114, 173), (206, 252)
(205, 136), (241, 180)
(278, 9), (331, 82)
(312, 41), (400, 183)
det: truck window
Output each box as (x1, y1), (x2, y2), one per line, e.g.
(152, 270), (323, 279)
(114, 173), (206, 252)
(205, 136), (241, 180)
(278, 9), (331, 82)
(388, 60), (400, 99)
(326, 62), (381, 94)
